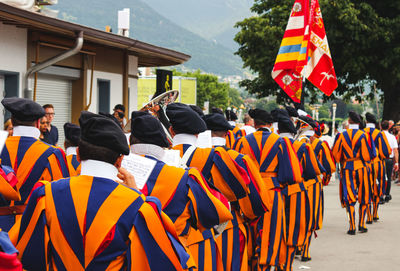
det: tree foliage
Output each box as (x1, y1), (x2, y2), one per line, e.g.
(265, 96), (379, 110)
(173, 70), (236, 109)
(235, 0), (400, 121)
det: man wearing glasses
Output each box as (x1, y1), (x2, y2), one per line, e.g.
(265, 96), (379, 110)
(43, 104), (58, 146)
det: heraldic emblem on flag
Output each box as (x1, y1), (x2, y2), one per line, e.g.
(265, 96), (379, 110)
(272, 0), (337, 103)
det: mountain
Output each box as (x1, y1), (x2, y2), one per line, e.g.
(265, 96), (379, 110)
(144, 0), (253, 51)
(54, 0), (244, 76)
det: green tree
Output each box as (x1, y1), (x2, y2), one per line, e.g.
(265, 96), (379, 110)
(173, 70), (229, 109)
(228, 87), (244, 108)
(235, 0), (400, 121)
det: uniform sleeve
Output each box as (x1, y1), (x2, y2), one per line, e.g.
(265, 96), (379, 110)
(361, 134), (375, 162)
(0, 165), (20, 201)
(15, 184), (49, 270)
(185, 168), (233, 233)
(301, 144), (324, 180)
(332, 133), (343, 163)
(378, 132), (392, 159)
(233, 154), (270, 219)
(277, 138), (302, 185)
(210, 147), (251, 202)
(47, 149), (70, 181)
(127, 197), (193, 271)
(321, 141), (336, 175)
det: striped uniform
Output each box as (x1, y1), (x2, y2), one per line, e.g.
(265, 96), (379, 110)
(66, 154), (81, 177)
(0, 136), (69, 233)
(332, 128), (376, 231)
(297, 139), (326, 262)
(15, 176), (192, 270)
(312, 139), (336, 186)
(174, 144), (267, 271)
(235, 131), (302, 270)
(363, 127), (391, 222)
(140, 156), (233, 270)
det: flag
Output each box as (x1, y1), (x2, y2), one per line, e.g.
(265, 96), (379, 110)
(272, 0), (310, 103)
(303, 0), (337, 96)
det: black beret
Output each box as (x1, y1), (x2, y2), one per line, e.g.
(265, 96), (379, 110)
(248, 109), (274, 123)
(63, 123), (81, 146)
(189, 105), (205, 117)
(211, 107), (224, 115)
(203, 113), (233, 131)
(166, 103), (207, 134)
(271, 109), (281, 122)
(349, 111), (362, 124)
(285, 106), (299, 118)
(299, 115), (317, 128)
(99, 112), (122, 129)
(365, 112), (377, 124)
(130, 111), (169, 148)
(225, 110), (238, 121)
(79, 111), (129, 155)
(2, 97), (45, 121)
(277, 113), (297, 134)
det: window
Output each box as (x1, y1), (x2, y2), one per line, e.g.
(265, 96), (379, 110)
(98, 79), (110, 114)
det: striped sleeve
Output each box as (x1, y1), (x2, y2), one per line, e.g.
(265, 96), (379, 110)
(15, 185), (49, 270)
(277, 138), (302, 185)
(128, 197), (193, 271)
(332, 133), (343, 163)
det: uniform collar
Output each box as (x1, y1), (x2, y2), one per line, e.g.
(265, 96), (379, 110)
(13, 126), (40, 139)
(212, 137), (226, 146)
(280, 132), (294, 139)
(366, 123), (375, 128)
(66, 147), (77, 156)
(80, 159), (118, 180)
(172, 133), (197, 147)
(349, 124), (359, 130)
(131, 143), (165, 160)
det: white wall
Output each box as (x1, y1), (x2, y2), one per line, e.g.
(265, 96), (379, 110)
(0, 22), (27, 97)
(86, 70), (123, 113)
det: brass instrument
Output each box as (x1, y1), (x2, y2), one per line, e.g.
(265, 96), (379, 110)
(134, 90), (180, 144)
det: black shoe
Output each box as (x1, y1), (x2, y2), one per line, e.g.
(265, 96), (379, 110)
(379, 197), (385, 205)
(359, 227), (368, 233)
(366, 221), (373, 224)
(295, 248), (302, 256)
(347, 230), (356, 235)
(373, 217), (379, 221)
(385, 195), (392, 202)
(301, 256), (312, 262)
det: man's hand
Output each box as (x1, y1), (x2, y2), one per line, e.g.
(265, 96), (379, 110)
(117, 167), (138, 189)
(393, 163), (399, 173)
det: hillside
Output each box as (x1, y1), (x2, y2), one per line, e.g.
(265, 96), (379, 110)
(54, 0), (244, 76)
(144, 0), (253, 50)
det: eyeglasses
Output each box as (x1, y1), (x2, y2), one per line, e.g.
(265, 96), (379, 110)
(45, 113), (55, 116)
(41, 122), (50, 124)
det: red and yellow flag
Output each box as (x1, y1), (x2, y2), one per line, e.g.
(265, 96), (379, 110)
(272, 0), (337, 102)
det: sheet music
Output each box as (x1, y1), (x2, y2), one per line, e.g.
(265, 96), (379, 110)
(162, 149), (181, 167)
(121, 153), (157, 189)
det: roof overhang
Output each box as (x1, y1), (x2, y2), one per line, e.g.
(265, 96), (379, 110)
(0, 3), (191, 67)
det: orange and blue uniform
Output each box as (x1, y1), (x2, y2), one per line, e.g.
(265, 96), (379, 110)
(140, 155), (233, 262)
(312, 139), (336, 186)
(174, 144), (268, 271)
(66, 153), (81, 177)
(15, 175), (192, 270)
(364, 126), (391, 222)
(235, 131), (302, 270)
(332, 128), (376, 231)
(0, 136), (69, 232)
(296, 138), (327, 262)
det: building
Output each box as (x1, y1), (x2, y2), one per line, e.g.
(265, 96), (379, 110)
(0, 2), (190, 142)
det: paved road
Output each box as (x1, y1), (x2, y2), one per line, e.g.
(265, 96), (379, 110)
(292, 179), (400, 271)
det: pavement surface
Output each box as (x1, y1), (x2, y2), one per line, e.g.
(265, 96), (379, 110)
(292, 179), (400, 271)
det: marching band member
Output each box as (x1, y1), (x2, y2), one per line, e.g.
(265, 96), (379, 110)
(167, 103), (266, 271)
(64, 123), (81, 176)
(235, 109), (302, 271)
(14, 111), (191, 270)
(0, 97), (69, 234)
(204, 113), (270, 271)
(364, 113), (391, 223)
(129, 111), (233, 269)
(332, 111), (376, 235)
